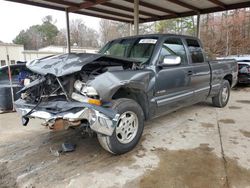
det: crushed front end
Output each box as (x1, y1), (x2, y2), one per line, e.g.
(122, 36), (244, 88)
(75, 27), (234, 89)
(13, 54), (134, 136)
(15, 97), (120, 136)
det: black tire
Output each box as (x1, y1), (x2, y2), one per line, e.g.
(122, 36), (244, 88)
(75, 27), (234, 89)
(97, 98), (144, 155)
(212, 80), (230, 108)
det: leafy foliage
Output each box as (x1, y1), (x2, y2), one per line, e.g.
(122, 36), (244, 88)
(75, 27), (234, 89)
(99, 19), (130, 46)
(155, 17), (196, 36)
(200, 9), (250, 57)
(13, 15), (58, 50)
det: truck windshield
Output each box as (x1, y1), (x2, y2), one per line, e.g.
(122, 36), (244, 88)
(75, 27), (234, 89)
(99, 38), (158, 64)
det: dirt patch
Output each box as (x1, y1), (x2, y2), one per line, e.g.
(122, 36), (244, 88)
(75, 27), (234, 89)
(0, 129), (139, 187)
(236, 100), (250, 104)
(239, 129), (250, 138)
(201, 122), (215, 128)
(0, 162), (17, 188)
(228, 106), (242, 110)
(139, 146), (227, 188)
(139, 146), (250, 188)
(231, 141), (239, 145)
(140, 133), (152, 143)
(233, 86), (250, 92)
(219, 119), (235, 124)
(226, 157), (250, 187)
(199, 143), (214, 152)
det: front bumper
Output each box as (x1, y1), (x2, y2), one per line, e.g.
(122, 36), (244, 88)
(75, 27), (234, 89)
(14, 99), (120, 136)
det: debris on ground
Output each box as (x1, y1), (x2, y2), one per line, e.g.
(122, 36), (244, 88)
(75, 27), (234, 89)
(50, 147), (61, 157)
(50, 142), (76, 157)
(62, 142), (76, 152)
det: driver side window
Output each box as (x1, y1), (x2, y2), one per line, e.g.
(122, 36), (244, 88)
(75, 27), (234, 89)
(159, 38), (187, 64)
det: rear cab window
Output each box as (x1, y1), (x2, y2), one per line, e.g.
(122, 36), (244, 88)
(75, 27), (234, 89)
(186, 39), (205, 64)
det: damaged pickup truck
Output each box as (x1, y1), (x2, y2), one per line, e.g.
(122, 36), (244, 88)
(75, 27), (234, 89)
(15, 34), (238, 154)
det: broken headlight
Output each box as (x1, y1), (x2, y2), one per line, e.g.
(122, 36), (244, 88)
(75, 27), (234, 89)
(74, 80), (98, 97)
(72, 80), (101, 105)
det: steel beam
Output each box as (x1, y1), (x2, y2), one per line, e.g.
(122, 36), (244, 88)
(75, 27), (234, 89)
(42, 0), (79, 7)
(134, 0), (139, 35)
(68, 0), (108, 12)
(141, 1), (250, 23)
(65, 8), (71, 53)
(208, 0), (226, 9)
(102, 2), (159, 18)
(129, 23), (133, 36)
(196, 13), (200, 38)
(125, 0), (177, 16)
(166, 0), (200, 12)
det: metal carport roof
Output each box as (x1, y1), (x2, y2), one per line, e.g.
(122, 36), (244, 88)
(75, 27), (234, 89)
(5, 0), (250, 52)
(6, 0), (250, 23)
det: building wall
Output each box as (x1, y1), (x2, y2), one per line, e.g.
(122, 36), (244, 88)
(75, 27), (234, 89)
(0, 44), (99, 66)
(0, 44), (24, 67)
(23, 51), (61, 62)
(23, 47), (99, 62)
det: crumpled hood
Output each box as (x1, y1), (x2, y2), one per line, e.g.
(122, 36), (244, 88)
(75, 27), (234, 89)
(26, 53), (103, 77)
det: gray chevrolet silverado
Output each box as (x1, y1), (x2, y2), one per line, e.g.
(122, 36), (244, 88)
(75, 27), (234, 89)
(15, 34), (237, 154)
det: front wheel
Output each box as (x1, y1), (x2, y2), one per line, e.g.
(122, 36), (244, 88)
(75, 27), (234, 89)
(97, 98), (144, 155)
(212, 80), (230, 108)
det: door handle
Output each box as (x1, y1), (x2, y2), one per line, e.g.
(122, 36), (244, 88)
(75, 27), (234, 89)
(187, 71), (193, 76)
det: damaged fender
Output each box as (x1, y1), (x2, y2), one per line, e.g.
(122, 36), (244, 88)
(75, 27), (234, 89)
(88, 70), (155, 101)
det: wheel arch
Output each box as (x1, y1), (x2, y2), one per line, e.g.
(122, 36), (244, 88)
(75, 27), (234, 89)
(223, 74), (233, 86)
(112, 87), (149, 120)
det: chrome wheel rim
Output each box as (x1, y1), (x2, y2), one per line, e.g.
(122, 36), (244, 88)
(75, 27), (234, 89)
(115, 111), (139, 144)
(222, 86), (229, 103)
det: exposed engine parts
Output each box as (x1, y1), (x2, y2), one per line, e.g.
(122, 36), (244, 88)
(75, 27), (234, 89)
(16, 53), (142, 139)
(44, 119), (81, 131)
(20, 63), (130, 104)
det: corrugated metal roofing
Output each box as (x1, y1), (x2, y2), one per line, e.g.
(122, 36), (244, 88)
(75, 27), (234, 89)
(6, 0), (250, 23)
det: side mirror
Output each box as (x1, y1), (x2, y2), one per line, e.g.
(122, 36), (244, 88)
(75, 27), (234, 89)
(161, 55), (181, 66)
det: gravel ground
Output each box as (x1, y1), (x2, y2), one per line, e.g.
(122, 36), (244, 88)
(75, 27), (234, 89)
(0, 86), (250, 188)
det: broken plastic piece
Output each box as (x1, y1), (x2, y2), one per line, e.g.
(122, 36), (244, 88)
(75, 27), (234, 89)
(50, 147), (62, 157)
(61, 142), (76, 152)
(22, 117), (29, 126)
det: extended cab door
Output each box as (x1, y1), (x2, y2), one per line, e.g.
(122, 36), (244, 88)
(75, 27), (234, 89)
(154, 37), (194, 116)
(185, 38), (211, 102)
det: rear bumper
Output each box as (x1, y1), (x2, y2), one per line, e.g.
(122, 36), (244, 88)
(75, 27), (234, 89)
(14, 99), (120, 136)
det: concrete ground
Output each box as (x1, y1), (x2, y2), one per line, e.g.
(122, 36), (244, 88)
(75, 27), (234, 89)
(0, 86), (250, 188)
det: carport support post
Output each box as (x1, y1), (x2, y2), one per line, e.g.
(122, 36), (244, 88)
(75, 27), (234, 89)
(134, 0), (139, 35)
(196, 13), (201, 38)
(65, 8), (71, 53)
(5, 46), (15, 111)
(129, 23), (133, 36)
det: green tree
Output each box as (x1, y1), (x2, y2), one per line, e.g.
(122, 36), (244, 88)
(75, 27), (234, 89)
(99, 19), (130, 46)
(13, 15), (59, 50)
(39, 15), (59, 46)
(13, 25), (41, 50)
(156, 16), (196, 36)
(13, 30), (29, 47)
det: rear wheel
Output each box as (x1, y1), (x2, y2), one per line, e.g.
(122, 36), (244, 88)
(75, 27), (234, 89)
(97, 98), (144, 154)
(212, 80), (230, 108)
